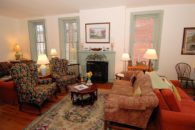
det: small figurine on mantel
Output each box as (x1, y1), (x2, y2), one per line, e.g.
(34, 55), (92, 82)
(111, 42), (114, 51)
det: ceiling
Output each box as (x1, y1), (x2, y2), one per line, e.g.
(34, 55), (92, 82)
(0, 0), (195, 18)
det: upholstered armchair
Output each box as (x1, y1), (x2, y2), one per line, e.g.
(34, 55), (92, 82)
(50, 57), (77, 91)
(104, 71), (159, 129)
(10, 63), (57, 113)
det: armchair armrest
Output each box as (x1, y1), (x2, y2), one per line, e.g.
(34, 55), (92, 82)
(51, 73), (61, 79)
(67, 71), (75, 75)
(38, 78), (53, 84)
(161, 110), (195, 130)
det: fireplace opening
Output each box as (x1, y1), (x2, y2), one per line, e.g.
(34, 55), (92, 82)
(87, 61), (108, 83)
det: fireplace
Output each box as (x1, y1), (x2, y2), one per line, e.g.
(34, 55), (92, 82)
(87, 61), (108, 83)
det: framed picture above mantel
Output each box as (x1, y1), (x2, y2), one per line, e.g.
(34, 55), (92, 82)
(85, 22), (110, 43)
(181, 27), (195, 55)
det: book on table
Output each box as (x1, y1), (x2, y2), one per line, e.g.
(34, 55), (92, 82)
(74, 84), (88, 91)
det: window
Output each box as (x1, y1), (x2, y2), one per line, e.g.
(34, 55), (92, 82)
(59, 17), (79, 64)
(129, 11), (163, 69)
(28, 20), (47, 61)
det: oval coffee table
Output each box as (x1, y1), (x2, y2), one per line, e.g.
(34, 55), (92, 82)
(69, 84), (98, 106)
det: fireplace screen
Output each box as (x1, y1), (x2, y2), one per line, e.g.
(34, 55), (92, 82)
(87, 61), (108, 83)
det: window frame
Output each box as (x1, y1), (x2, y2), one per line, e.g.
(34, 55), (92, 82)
(129, 10), (163, 69)
(28, 19), (47, 61)
(58, 17), (80, 63)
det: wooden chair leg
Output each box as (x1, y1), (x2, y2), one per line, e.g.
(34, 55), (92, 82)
(104, 120), (108, 130)
(186, 80), (188, 88)
(54, 91), (58, 99)
(38, 106), (42, 115)
(19, 102), (23, 111)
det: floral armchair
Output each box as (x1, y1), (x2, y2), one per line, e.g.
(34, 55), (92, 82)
(50, 57), (77, 91)
(10, 63), (57, 113)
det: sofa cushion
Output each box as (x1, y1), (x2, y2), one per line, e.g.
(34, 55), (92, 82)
(153, 89), (169, 110)
(180, 100), (195, 113)
(161, 89), (181, 112)
(111, 80), (133, 96)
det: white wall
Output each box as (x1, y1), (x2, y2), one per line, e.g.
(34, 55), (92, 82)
(0, 16), (31, 61)
(80, 6), (126, 73)
(0, 16), (20, 61)
(126, 4), (195, 79)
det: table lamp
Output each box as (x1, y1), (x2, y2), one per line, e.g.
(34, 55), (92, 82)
(122, 53), (130, 72)
(37, 54), (49, 76)
(14, 44), (22, 60)
(143, 49), (158, 71)
(50, 48), (57, 58)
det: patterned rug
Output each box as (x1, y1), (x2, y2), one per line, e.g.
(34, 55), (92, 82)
(25, 90), (108, 130)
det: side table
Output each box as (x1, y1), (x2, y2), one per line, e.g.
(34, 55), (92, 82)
(69, 84), (98, 107)
(115, 73), (125, 80)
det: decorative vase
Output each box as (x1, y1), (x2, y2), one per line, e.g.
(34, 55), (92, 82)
(86, 78), (93, 86)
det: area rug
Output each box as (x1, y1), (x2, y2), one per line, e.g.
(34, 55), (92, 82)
(25, 90), (108, 130)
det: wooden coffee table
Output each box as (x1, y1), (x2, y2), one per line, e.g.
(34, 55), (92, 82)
(69, 84), (98, 106)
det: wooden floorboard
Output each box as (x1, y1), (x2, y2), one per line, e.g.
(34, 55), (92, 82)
(0, 92), (67, 130)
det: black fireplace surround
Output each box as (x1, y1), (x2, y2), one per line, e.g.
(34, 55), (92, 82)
(87, 61), (108, 83)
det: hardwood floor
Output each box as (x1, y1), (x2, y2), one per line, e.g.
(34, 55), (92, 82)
(0, 92), (67, 130)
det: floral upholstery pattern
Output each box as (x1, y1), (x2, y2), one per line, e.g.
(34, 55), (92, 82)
(10, 63), (56, 108)
(104, 71), (159, 129)
(50, 57), (76, 90)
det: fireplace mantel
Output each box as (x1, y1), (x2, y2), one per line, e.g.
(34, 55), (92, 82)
(78, 50), (115, 82)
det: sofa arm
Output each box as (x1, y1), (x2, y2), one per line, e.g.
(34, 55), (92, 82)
(161, 110), (195, 130)
(0, 80), (14, 88)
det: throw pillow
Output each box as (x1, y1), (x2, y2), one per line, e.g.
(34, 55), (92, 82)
(153, 89), (169, 110)
(130, 76), (136, 86)
(161, 89), (181, 112)
(133, 86), (141, 96)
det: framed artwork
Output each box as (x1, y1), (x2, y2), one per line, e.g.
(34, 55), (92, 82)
(85, 22), (110, 43)
(181, 27), (195, 55)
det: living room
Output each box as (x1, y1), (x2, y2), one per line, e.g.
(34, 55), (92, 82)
(0, 0), (195, 130)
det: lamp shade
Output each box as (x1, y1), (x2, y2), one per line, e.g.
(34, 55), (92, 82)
(122, 53), (130, 61)
(143, 49), (158, 60)
(50, 48), (57, 56)
(14, 44), (21, 52)
(37, 54), (49, 65)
